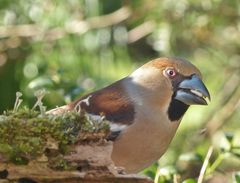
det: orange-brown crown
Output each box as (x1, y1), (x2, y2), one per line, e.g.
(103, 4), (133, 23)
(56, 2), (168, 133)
(143, 57), (202, 78)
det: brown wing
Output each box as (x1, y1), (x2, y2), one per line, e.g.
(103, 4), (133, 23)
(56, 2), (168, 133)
(70, 78), (135, 125)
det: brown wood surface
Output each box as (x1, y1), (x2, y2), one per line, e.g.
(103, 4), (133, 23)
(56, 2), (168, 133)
(0, 142), (153, 183)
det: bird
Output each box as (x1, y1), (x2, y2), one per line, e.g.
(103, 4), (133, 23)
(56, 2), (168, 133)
(48, 57), (210, 173)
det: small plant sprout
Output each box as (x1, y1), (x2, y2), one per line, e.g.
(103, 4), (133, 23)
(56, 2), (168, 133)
(13, 92), (23, 112)
(74, 103), (81, 113)
(32, 89), (48, 114)
(74, 95), (92, 113)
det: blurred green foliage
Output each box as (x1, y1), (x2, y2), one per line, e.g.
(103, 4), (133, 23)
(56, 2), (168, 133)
(0, 0), (239, 182)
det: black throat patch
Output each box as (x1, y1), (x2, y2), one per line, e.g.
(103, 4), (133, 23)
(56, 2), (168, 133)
(167, 73), (191, 122)
(168, 94), (189, 122)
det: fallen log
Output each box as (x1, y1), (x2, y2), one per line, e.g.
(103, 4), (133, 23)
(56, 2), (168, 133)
(0, 105), (152, 183)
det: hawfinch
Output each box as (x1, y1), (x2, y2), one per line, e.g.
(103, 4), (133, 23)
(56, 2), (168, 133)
(49, 57), (210, 173)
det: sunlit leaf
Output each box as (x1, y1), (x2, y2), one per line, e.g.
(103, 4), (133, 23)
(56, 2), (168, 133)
(154, 166), (177, 183)
(182, 179), (197, 183)
(179, 152), (202, 162)
(28, 77), (54, 90)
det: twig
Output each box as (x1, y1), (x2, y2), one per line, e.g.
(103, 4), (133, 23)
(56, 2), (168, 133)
(197, 146), (214, 183)
(0, 7), (131, 40)
(128, 21), (156, 43)
(173, 174), (179, 183)
(207, 154), (224, 174)
(203, 72), (239, 124)
(206, 85), (240, 136)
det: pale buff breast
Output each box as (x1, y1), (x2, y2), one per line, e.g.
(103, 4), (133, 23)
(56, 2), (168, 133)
(111, 107), (181, 173)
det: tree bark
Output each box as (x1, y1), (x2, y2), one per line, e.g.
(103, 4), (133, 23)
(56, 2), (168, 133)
(0, 141), (153, 183)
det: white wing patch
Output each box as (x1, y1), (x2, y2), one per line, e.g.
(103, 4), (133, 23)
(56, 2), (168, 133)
(86, 113), (128, 132)
(110, 123), (128, 132)
(85, 113), (128, 134)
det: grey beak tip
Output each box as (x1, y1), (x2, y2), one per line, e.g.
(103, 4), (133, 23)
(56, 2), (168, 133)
(208, 93), (211, 102)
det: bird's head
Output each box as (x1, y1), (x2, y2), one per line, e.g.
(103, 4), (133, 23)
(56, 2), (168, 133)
(130, 57), (210, 121)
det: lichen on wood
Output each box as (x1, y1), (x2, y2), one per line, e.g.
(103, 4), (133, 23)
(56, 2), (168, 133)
(0, 91), (152, 183)
(0, 108), (110, 166)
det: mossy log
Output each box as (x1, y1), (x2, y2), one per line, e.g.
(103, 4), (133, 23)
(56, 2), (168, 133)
(0, 109), (152, 183)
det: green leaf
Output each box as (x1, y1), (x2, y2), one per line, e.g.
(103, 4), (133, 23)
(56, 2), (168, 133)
(235, 172), (240, 183)
(224, 132), (234, 144)
(182, 179), (197, 183)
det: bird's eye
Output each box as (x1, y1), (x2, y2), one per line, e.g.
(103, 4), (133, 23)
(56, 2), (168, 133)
(165, 68), (176, 78)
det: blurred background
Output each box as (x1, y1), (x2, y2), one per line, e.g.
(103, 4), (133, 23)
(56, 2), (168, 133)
(0, 0), (239, 182)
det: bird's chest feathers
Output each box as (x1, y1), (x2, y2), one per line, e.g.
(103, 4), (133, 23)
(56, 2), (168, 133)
(112, 108), (181, 172)
(131, 109), (180, 151)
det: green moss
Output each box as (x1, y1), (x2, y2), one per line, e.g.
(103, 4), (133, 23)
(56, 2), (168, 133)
(0, 107), (110, 166)
(48, 155), (72, 170)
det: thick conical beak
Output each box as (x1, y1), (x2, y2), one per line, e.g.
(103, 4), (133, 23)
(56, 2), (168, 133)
(175, 75), (211, 105)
